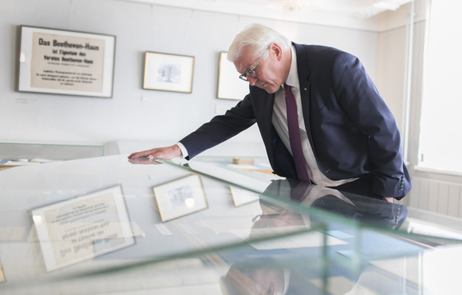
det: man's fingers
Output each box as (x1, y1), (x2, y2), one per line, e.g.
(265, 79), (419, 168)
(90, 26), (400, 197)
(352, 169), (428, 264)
(128, 149), (164, 160)
(128, 145), (181, 160)
(128, 149), (155, 159)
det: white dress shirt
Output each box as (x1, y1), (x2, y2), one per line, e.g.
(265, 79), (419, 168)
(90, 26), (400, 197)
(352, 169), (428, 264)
(271, 45), (357, 187)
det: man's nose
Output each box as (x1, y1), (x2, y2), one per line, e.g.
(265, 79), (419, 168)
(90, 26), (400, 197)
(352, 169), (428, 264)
(247, 76), (258, 86)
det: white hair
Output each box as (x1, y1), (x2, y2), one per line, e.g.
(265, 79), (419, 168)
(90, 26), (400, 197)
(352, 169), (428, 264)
(227, 23), (291, 62)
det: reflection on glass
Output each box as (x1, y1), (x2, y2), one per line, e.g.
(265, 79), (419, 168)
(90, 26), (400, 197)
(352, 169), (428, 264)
(128, 157), (163, 165)
(219, 179), (410, 295)
(3, 154), (462, 295)
(220, 262), (287, 295)
(260, 179), (408, 230)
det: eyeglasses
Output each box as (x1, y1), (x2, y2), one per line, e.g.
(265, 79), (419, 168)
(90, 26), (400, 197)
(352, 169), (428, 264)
(239, 47), (270, 82)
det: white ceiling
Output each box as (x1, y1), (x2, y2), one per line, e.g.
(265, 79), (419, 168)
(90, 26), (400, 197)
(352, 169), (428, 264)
(123, 0), (413, 18)
(121, 0), (414, 31)
(226, 0), (413, 18)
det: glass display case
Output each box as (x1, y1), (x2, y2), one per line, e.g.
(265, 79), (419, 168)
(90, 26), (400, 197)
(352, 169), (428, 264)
(0, 142), (104, 168)
(0, 154), (461, 294)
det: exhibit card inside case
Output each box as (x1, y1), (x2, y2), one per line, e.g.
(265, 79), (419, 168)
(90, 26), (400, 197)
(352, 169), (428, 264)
(153, 174), (208, 222)
(31, 185), (135, 272)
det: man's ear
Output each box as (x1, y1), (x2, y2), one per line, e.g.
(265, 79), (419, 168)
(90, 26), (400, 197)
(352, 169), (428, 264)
(270, 43), (283, 61)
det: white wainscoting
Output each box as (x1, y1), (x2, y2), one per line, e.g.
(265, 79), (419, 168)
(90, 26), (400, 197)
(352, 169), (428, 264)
(404, 177), (462, 218)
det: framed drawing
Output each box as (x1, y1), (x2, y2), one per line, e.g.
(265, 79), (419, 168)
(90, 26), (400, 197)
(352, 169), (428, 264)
(153, 174), (208, 222)
(143, 51), (194, 93)
(31, 185), (135, 272)
(217, 51), (249, 100)
(230, 186), (260, 207)
(18, 25), (116, 98)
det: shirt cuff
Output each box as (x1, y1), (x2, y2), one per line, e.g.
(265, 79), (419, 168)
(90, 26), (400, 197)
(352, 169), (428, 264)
(176, 142), (189, 159)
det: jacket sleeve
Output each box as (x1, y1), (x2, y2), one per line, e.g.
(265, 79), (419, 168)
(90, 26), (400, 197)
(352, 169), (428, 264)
(331, 52), (411, 198)
(179, 94), (257, 160)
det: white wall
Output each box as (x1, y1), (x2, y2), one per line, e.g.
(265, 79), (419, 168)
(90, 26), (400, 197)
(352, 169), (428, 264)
(1, 0), (382, 151)
(7, 0), (458, 213)
(377, 0), (428, 137)
(377, 1), (462, 211)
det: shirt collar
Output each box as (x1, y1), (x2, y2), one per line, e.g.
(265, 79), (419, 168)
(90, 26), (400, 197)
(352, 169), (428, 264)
(285, 45), (299, 89)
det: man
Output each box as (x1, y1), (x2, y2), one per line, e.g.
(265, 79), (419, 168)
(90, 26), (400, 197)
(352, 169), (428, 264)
(129, 23), (411, 201)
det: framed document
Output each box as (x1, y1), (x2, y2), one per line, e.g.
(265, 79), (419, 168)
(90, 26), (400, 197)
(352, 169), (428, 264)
(18, 25), (116, 98)
(230, 186), (260, 207)
(143, 51), (194, 93)
(217, 52), (249, 100)
(31, 186), (135, 272)
(153, 175), (208, 222)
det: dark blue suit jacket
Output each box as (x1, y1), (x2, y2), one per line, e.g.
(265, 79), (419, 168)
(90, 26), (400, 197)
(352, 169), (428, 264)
(180, 43), (411, 199)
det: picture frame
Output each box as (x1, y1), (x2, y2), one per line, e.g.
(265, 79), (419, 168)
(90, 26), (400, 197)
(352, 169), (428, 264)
(153, 174), (208, 222)
(230, 186), (260, 207)
(217, 51), (249, 100)
(31, 185), (135, 272)
(143, 51), (194, 93)
(18, 25), (116, 98)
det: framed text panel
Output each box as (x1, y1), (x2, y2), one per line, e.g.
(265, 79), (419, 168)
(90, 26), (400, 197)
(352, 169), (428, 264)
(18, 25), (116, 98)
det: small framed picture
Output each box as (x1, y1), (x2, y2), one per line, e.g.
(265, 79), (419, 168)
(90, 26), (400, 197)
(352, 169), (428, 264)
(153, 175), (208, 222)
(217, 52), (249, 100)
(143, 51), (194, 93)
(18, 25), (116, 98)
(31, 185), (135, 272)
(230, 186), (260, 207)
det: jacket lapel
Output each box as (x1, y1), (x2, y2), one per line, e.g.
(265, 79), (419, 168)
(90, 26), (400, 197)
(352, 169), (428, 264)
(294, 43), (315, 149)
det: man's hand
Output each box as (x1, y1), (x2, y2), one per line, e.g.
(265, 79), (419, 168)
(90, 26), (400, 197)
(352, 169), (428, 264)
(127, 144), (182, 161)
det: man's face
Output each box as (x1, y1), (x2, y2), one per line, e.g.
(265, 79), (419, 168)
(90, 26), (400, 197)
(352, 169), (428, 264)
(234, 44), (285, 94)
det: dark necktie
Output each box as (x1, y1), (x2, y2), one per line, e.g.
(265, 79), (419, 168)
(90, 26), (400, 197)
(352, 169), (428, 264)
(284, 84), (310, 183)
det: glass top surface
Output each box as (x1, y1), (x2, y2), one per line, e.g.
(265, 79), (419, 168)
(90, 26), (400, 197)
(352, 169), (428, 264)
(0, 154), (461, 294)
(0, 142), (104, 163)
